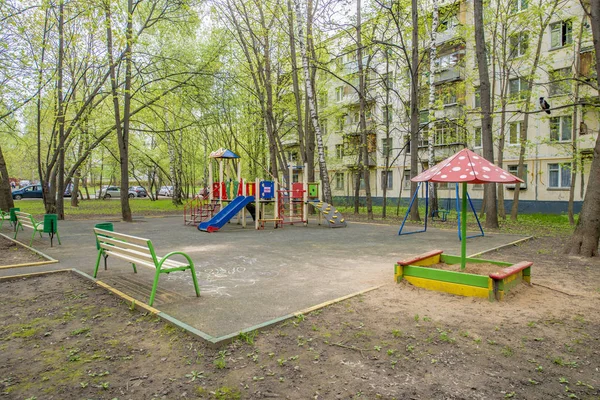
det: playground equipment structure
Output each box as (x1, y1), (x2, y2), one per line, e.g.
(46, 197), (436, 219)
(194, 148), (346, 232)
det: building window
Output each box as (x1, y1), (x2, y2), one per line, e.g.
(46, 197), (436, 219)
(509, 32), (528, 59)
(383, 72), (394, 90)
(550, 20), (572, 49)
(550, 116), (572, 142)
(434, 121), (459, 145)
(548, 163), (571, 188)
(474, 87), (481, 108)
(381, 137), (393, 157)
(335, 86), (344, 102)
(352, 113), (360, 124)
(403, 170), (411, 189)
(549, 68), (571, 96)
(474, 127), (482, 148)
(381, 170), (393, 190)
(509, 77), (529, 100)
(511, 0), (528, 12)
(335, 143), (344, 158)
(382, 105), (393, 124)
(335, 172), (344, 190)
(436, 83), (458, 106)
(508, 122), (521, 145)
(434, 52), (460, 70)
(337, 116), (345, 131)
(507, 164), (527, 189)
(438, 6), (459, 32)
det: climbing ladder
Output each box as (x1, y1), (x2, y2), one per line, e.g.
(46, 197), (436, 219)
(307, 200), (347, 228)
(183, 194), (220, 225)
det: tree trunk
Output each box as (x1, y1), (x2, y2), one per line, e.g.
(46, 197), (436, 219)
(119, 0), (133, 222)
(427, 0), (439, 217)
(474, 0), (498, 228)
(0, 145), (15, 212)
(382, 51), (391, 219)
(294, 0), (332, 204)
(287, 0), (306, 166)
(56, 1), (66, 220)
(565, 0), (600, 256)
(356, 0), (373, 219)
(409, 0), (420, 222)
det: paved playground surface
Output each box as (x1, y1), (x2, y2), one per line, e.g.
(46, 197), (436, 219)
(1, 216), (529, 341)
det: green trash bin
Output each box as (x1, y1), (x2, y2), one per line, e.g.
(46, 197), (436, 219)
(43, 214), (60, 247)
(9, 207), (20, 231)
(95, 222), (114, 250)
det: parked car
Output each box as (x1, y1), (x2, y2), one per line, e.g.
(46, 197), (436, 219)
(129, 186), (148, 197)
(12, 184), (42, 200)
(96, 186), (137, 199)
(158, 186), (173, 196)
(64, 183), (74, 197)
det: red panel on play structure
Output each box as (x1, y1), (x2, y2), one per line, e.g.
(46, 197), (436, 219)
(412, 148), (523, 184)
(212, 182), (227, 199)
(291, 182), (304, 199)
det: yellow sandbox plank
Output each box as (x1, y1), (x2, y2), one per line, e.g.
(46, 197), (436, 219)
(405, 276), (489, 298)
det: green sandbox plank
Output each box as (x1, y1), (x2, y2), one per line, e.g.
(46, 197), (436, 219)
(441, 254), (512, 267)
(403, 265), (490, 288)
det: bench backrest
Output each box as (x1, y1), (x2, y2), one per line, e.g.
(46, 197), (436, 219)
(94, 228), (159, 269)
(15, 211), (37, 229)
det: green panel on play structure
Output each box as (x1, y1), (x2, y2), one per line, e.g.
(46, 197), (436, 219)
(403, 265), (490, 288)
(308, 183), (319, 198)
(441, 254), (512, 267)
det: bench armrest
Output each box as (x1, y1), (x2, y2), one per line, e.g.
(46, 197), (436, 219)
(158, 251), (195, 269)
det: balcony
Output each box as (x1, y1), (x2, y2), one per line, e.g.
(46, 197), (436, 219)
(342, 152), (377, 167)
(434, 66), (464, 84)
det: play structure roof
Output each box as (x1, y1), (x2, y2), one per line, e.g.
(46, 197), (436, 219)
(209, 148), (240, 159)
(412, 148), (523, 184)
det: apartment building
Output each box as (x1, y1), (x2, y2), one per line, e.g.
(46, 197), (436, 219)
(315, 0), (598, 213)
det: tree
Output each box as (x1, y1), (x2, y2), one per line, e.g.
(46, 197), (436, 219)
(0, 145), (14, 212)
(295, 0), (332, 204)
(474, 0), (499, 229)
(356, 0), (373, 219)
(565, 0), (600, 256)
(509, 0), (559, 221)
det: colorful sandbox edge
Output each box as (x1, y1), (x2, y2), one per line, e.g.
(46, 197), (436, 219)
(394, 251), (532, 301)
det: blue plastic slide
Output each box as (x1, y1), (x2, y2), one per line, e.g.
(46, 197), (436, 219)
(198, 196), (255, 232)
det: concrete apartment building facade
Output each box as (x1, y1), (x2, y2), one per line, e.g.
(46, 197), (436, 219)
(308, 0), (598, 213)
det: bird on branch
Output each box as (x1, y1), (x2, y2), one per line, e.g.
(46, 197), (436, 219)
(539, 97), (551, 114)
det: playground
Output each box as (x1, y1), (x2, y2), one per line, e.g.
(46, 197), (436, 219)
(2, 214), (529, 341)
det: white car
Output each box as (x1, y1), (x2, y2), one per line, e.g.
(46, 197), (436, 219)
(96, 186), (137, 199)
(158, 186), (173, 196)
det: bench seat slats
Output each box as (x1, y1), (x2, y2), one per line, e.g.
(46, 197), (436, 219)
(94, 228), (150, 246)
(99, 235), (150, 253)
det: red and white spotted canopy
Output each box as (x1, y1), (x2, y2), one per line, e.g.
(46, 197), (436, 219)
(412, 148), (524, 184)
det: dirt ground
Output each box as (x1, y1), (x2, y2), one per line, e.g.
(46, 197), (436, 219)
(1, 234), (599, 400)
(0, 235), (45, 266)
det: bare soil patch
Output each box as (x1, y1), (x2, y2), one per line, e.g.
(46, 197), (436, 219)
(1, 235), (600, 399)
(0, 235), (45, 266)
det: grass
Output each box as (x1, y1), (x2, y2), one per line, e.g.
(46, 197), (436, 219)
(12, 199), (183, 218)
(13, 198), (575, 237)
(337, 204), (575, 237)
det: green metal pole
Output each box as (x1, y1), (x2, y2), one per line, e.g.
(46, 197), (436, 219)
(461, 182), (468, 270)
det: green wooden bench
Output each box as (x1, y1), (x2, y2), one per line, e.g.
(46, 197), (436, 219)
(14, 211), (61, 247)
(93, 228), (200, 306)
